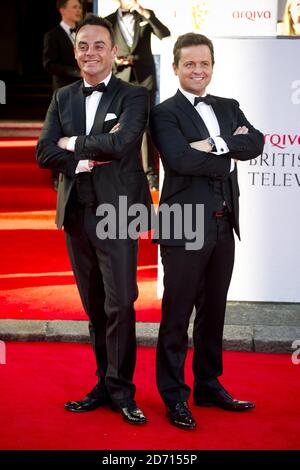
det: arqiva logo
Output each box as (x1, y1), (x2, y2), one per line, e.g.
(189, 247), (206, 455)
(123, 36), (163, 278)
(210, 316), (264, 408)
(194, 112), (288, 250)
(232, 10), (272, 21)
(264, 134), (300, 149)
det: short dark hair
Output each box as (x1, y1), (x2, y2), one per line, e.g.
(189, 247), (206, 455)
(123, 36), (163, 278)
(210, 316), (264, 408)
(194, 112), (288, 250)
(76, 14), (115, 46)
(173, 33), (215, 66)
(56, 0), (70, 10)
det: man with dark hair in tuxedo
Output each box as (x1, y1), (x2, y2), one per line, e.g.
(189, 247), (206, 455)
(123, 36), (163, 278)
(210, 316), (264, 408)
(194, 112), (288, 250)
(105, 0), (170, 190)
(150, 32), (264, 430)
(37, 14), (151, 425)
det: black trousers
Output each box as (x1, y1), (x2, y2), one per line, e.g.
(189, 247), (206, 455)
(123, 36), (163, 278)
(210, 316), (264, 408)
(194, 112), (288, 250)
(64, 202), (138, 407)
(156, 216), (235, 406)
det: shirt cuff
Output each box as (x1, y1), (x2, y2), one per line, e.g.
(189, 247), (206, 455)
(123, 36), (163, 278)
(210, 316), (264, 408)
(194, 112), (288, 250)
(212, 137), (234, 173)
(66, 136), (77, 152)
(75, 160), (93, 174)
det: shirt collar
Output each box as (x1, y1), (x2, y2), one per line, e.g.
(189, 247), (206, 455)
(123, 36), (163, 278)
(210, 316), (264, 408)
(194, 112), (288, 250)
(179, 86), (207, 106)
(118, 8), (134, 19)
(83, 72), (112, 89)
(60, 20), (74, 35)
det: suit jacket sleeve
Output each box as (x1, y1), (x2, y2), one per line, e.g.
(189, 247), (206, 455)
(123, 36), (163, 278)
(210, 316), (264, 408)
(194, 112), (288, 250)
(219, 100), (264, 160)
(150, 105), (231, 178)
(74, 87), (148, 162)
(43, 30), (80, 79)
(36, 91), (78, 177)
(145, 10), (170, 39)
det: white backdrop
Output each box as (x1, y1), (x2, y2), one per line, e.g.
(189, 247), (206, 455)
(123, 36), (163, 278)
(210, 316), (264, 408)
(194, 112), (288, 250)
(98, 0), (278, 38)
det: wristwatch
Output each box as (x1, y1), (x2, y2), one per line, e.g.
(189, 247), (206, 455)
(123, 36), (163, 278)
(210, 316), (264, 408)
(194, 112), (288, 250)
(207, 137), (216, 151)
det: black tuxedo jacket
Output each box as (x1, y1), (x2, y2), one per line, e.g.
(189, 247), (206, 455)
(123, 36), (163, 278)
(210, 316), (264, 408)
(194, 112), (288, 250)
(150, 90), (264, 243)
(43, 25), (80, 89)
(37, 75), (152, 229)
(105, 10), (170, 91)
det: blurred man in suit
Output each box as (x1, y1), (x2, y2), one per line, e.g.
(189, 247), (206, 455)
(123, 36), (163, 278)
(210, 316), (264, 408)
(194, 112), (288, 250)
(106, 0), (170, 190)
(43, 0), (82, 189)
(37, 14), (152, 425)
(43, 0), (82, 89)
(150, 33), (264, 430)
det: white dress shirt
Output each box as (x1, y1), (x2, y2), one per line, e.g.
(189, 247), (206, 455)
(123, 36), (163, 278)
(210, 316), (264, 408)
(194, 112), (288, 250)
(179, 87), (234, 171)
(66, 72), (112, 174)
(60, 20), (75, 45)
(117, 9), (135, 47)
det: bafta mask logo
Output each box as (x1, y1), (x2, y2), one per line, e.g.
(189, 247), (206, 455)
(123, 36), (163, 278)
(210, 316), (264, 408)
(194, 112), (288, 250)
(191, 0), (209, 32)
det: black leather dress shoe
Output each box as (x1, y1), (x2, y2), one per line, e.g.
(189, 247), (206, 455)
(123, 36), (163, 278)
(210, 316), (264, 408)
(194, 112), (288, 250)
(167, 402), (196, 430)
(64, 384), (110, 412)
(112, 402), (147, 425)
(194, 385), (255, 411)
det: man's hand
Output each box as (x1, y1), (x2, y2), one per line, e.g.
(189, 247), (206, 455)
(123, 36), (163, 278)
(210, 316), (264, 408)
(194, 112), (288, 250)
(233, 126), (248, 135)
(190, 139), (212, 153)
(233, 127), (249, 163)
(90, 123), (119, 168)
(115, 56), (134, 66)
(57, 137), (70, 149)
(109, 123), (120, 134)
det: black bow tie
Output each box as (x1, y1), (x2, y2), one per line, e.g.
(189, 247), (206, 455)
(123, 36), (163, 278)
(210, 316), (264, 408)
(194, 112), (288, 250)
(121, 10), (132, 16)
(82, 82), (107, 97)
(121, 9), (137, 17)
(69, 27), (76, 34)
(194, 94), (214, 106)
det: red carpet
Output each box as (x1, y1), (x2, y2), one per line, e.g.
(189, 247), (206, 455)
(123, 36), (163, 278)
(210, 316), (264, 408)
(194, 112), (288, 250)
(0, 275), (160, 322)
(0, 135), (160, 322)
(0, 137), (56, 211)
(0, 224), (160, 322)
(0, 343), (299, 450)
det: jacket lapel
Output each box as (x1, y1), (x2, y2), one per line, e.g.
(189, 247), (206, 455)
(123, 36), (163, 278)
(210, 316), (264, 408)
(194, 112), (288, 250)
(90, 75), (120, 135)
(174, 90), (210, 138)
(71, 81), (86, 135)
(210, 97), (230, 135)
(131, 13), (141, 52)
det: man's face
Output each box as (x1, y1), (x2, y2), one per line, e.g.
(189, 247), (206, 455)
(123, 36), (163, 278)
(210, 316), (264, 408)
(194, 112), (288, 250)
(60, 0), (82, 24)
(75, 25), (117, 83)
(173, 45), (213, 96)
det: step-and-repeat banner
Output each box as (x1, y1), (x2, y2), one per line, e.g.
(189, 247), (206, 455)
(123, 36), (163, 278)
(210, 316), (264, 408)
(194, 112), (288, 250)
(97, 1), (299, 302)
(98, 0), (278, 37)
(212, 38), (300, 302)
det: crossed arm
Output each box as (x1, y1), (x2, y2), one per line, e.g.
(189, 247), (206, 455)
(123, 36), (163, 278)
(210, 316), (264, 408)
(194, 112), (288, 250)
(149, 102), (264, 178)
(37, 87), (148, 176)
(190, 125), (250, 154)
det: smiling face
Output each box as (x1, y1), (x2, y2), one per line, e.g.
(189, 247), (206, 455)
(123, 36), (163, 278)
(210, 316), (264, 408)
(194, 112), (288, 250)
(75, 25), (117, 84)
(173, 44), (213, 96)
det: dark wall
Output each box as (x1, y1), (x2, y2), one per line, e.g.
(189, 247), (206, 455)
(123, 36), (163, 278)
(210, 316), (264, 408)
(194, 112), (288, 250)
(0, 0), (94, 119)
(17, 0), (59, 77)
(0, 2), (18, 72)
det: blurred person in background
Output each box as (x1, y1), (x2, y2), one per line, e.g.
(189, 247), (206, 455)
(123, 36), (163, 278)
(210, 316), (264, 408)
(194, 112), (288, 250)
(105, 0), (170, 190)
